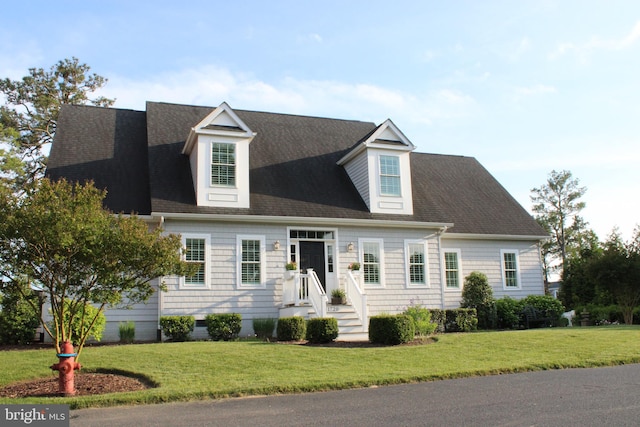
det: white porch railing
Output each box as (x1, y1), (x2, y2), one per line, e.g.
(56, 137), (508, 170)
(345, 270), (368, 332)
(282, 269), (327, 318)
(305, 269), (328, 318)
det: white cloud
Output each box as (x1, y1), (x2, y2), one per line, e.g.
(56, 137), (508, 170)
(97, 64), (478, 133)
(549, 20), (640, 60)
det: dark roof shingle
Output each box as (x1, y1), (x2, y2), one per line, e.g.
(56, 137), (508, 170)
(46, 102), (546, 237)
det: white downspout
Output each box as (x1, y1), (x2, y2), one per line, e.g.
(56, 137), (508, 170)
(437, 226), (449, 309)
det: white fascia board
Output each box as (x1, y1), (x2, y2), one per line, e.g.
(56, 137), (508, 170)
(152, 212), (453, 230)
(364, 119), (416, 151)
(441, 232), (550, 241)
(336, 142), (367, 166)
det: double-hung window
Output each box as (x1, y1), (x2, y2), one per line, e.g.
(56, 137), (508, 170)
(501, 250), (521, 289)
(379, 155), (401, 196)
(443, 249), (461, 289)
(182, 234), (210, 287)
(211, 143), (236, 186)
(237, 235), (266, 288)
(406, 240), (427, 286)
(359, 239), (384, 286)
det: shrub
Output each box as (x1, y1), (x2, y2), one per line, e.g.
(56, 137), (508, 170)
(205, 313), (242, 341)
(403, 305), (437, 336)
(306, 317), (339, 343)
(277, 316), (306, 341)
(118, 321), (135, 343)
(429, 309), (446, 333)
(369, 314), (415, 345)
(159, 315), (195, 341)
(520, 295), (564, 324)
(0, 289), (40, 345)
(574, 304), (624, 326)
(448, 308), (478, 332)
(461, 271), (497, 329)
(50, 300), (106, 345)
(496, 297), (523, 329)
(252, 317), (277, 341)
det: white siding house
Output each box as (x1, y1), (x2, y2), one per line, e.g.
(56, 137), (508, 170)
(47, 101), (548, 341)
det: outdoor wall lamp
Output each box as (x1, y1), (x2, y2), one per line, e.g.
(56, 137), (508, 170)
(273, 240), (281, 250)
(347, 242), (354, 252)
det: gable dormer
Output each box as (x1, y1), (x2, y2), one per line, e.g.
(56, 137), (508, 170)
(182, 102), (255, 208)
(337, 119), (415, 215)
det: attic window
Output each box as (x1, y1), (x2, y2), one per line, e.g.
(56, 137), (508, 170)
(211, 143), (236, 187)
(379, 155), (401, 196)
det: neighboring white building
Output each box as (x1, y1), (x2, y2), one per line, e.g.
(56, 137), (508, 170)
(47, 101), (547, 341)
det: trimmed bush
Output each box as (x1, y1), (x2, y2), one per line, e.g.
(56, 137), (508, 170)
(160, 315), (195, 341)
(119, 321), (135, 343)
(277, 316), (306, 341)
(496, 297), (523, 329)
(306, 317), (339, 343)
(403, 305), (437, 336)
(252, 317), (277, 341)
(205, 313), (242, 341)
(0, 290), (40, 345)
(461, 271), (497, 329)
(520, 295), (564, 325)
(369, 314), (415, 345)
(429, 308), (477, 332)
(430, 309), (446, 333)
(448, 308), (478, 332)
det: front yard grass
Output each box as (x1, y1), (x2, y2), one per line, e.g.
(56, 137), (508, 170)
(1, 325), (639, 409)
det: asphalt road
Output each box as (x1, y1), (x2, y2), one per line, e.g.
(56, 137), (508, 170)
(71, 364), (640, 426)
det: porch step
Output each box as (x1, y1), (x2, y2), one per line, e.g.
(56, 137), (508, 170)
(294, 303), (368, 341)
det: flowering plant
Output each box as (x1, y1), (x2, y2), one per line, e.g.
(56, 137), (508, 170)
(348, 262), (360, 271)
(285, 262), (297, 271)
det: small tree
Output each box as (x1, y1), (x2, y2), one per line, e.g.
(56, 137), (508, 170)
(0, 178), (191, 359)
(0, 58), (114, 192)
(461, 271), (496, 329)
(530, 170), (588, 281)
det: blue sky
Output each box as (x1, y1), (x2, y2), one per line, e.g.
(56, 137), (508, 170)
(2, 0), (638, 240)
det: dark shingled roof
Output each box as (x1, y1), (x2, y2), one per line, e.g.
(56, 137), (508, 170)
(46, 102), (546, 237)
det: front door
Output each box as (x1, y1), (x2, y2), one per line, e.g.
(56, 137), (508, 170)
(299, 241), (326, 291)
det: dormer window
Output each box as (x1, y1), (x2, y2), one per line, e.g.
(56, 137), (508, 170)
(337, 119), (415, 215)
(211, 143), (236, 187)
(183, 102), (255, 208)
(379, 155), (401, 196)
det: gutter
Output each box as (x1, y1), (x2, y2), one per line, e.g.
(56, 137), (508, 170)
(151, 211), (454, 231)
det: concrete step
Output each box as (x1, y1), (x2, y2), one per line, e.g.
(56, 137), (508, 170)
(336, 331), (369, 342)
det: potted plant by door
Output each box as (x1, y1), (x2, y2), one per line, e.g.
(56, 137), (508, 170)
(285, 262), (297, 280)
(331, 288), (347, 305)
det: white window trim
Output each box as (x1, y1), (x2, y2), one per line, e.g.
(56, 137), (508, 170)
(358, 238), (385, 287)
(404, 239), (428, 288)
(442, 249), (462, 290)
(210, 141), (237, 188)
(379, 154), (402, 197)
(500, 249), (522, 290)
(180, 233), (211, 288)
(237, 235), (266, 289)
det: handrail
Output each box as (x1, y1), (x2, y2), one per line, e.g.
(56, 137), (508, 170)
(345, 270), (368, 332)
(306, 269), (327, 318)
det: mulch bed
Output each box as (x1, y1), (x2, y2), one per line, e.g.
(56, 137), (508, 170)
(0, 372), (150, 398)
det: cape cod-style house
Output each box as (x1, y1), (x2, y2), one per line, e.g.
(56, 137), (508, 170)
(46, 101), (547, 341)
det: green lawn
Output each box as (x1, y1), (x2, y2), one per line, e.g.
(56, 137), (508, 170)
(2, 326), (639, 409)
